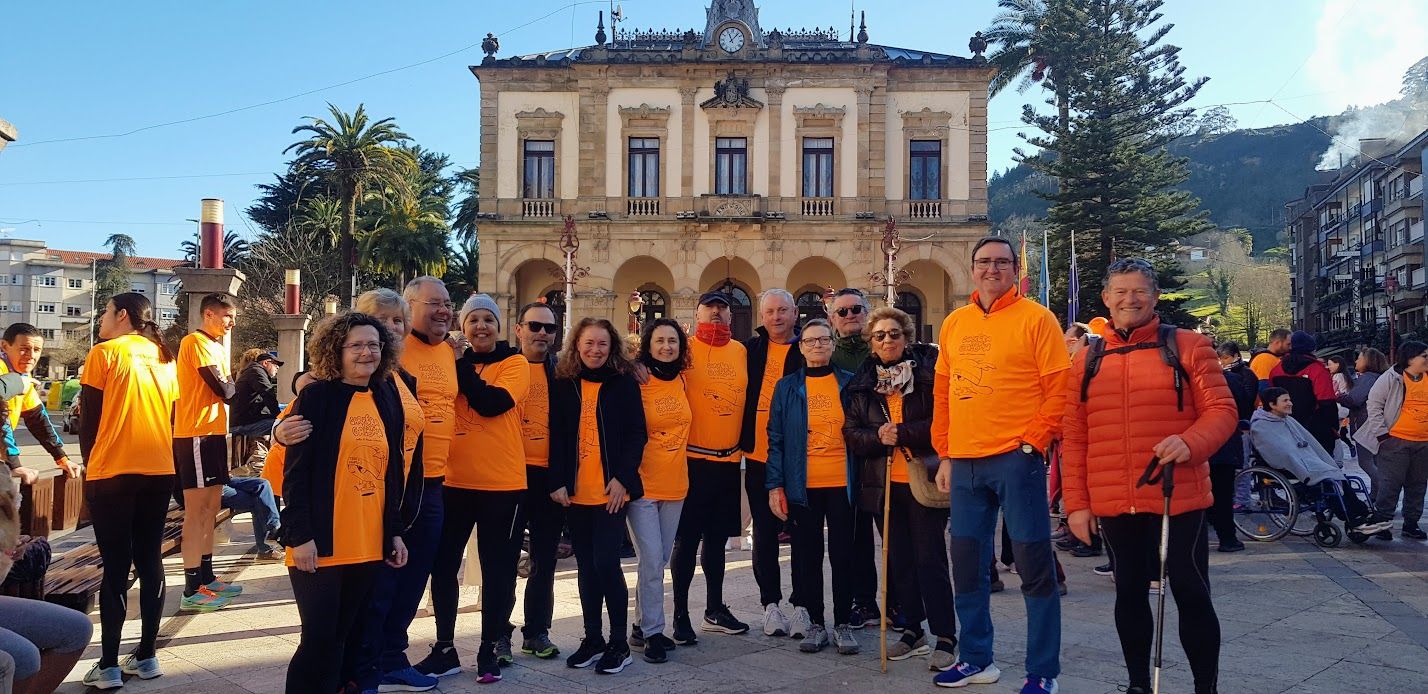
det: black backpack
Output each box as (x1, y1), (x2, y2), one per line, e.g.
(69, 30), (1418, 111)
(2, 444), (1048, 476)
(1080, 323), (1189, 411)
(1270, 372), (1319, 433)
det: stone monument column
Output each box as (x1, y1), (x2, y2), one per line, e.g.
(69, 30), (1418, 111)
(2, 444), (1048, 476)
(172, 201), (245, 353)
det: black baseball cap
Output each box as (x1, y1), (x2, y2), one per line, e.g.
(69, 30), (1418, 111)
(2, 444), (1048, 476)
(258, 351), (285, 366)
(698, 291), (732, 306)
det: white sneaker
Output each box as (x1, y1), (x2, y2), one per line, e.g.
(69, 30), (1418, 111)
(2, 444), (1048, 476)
(82, 663), (124, 690)
(763, 602), (790, 637)
(789, 606), (812, 639)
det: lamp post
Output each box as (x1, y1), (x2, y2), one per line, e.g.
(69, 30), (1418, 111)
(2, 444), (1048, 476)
(868, 217), (911, 306)
(1386, 274), (1400, 362)
(557, 215), (590, 334)
(628, 290), (646, 336)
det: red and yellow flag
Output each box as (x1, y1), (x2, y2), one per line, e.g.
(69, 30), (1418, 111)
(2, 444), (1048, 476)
(1018, 233), (1031, 295)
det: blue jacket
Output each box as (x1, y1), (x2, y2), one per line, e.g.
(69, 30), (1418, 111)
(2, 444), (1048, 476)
(766, 366), (856, 507)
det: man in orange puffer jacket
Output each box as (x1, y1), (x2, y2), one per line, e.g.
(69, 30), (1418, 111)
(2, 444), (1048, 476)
(1061, 259), (1237, 694)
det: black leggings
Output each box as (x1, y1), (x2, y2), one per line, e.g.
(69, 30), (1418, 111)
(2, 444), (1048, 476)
(287, 561), (379, 693)
(1100, 509), (1220, 694)
(87, 474), (173, 668)
(431, 487), (522, 646)
(744, 459), (786, 606)
(1209, 465), (1239, 543)
(791, 487), (855, 626)
(671, 525), (727, 618)
(568, 504), (629, 641)
(517, 466), (566, 639)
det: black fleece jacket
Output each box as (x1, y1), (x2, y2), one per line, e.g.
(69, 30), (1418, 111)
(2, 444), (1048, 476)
(547, 371), (647, 501)
(841, 342), (940, 513)
(740, 326), (804, 457)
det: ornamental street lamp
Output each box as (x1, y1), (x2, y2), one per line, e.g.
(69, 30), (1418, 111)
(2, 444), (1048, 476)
(1385, 274), (1400, 362)
(556, 215), (590, 334)
(868, 217), (912, 305)
(628, 290), (645, 335)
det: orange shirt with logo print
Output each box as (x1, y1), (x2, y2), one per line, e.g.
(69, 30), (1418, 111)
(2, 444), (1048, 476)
(932, 288), (1070, 459)
(805, 373), (848, 488)
(521, 362), (551, 468)
(685, 338), (748, 463)
(640, 374), (692, 500)
(1391, 374), (1428, 441)
(393, 373), (425, 480)
(887, 391), (909, 483)
(447, 352), (529, 491)
(572, 379), (610, 505)
(400, 334), (457, 478)
(80, 334), (179, 480)
(286, 390), (387, 568)
(174, 331), (229, 437)
(749, 341), (792, 462)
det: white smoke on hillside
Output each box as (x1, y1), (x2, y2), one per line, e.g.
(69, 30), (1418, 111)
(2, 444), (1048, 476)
(1316, 98), (1428, 170)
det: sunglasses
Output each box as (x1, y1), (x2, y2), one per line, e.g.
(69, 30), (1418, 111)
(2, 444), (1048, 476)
(835, 305), (865, 317)
(871, 330), (905, 342)
(523, 321), (559, 334)
(1107, 257), (1154, 272)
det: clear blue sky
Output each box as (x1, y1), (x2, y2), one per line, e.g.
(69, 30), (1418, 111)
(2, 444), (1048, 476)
(0, 0), (1418, 256)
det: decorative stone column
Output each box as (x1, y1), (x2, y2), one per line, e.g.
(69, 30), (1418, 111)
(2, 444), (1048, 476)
(272, 315), (311, 403)
(172, 267), (245, 352)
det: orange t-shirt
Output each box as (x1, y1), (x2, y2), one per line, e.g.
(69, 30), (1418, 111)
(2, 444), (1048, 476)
(394, 374), (425, 480)
(1391, 375), (1428, 441)
(400, 335), (457, 478)
(685, 338), (748, 462)
(447, 352), (530, 491)
(572, 379), (609, 505)
(262, 410), (289, 493)
(80, 334), (179, 480)
(933, 293), (1070, 458)
(805, 374), (848, 489)
(640, 375), (692, 501)
(287, 390), (387, 568)
(174, 331), (229, 437)
(521, 362), (551, 468)
(888, 391), (909, 484)
(750, 341), (792, 462)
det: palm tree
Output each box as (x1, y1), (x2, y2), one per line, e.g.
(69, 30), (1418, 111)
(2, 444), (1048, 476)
(984, 0), (1068, 130)
(359, 187), (450, 287)
(443, 237), (479, 308)
(285, 103), (414, 305)
(179, 230), (252, 267)
(293, 195), (344, 247)
(452, 166), (480, 244)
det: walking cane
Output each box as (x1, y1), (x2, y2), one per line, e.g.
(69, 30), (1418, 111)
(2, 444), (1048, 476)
(1136, 456), (1175, 694)
(880, 449), (893, 673)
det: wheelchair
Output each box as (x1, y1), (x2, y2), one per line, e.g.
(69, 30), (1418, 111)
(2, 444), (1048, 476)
(1232, 459), (1374, 548)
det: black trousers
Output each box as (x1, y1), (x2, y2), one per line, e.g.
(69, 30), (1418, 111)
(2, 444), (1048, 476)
(672, 459), (738, 616)
(287, 561), (379, 694)
(791, 487), (855, 626)
(744, 459), (786, 606)
(852, 507), (883, 609)
(516, 466), (566, 639)
(568, 504), (629, 641)
(1209, 464), (1239, 544)
(880, 483), (956, 639)
(431, 487), (523, 645)
(87, 474), (174, 668)
(1100, 510), (1220, 694)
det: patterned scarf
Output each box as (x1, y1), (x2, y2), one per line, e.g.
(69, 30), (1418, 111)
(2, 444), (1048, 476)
(874, 358), (916, 396)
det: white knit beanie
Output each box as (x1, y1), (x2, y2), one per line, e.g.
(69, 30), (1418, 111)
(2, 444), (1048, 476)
(458, 293), (501, 331)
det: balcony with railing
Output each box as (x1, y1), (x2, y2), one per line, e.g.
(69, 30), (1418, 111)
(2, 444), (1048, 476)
(626, 198), (661, 216)
(522, 199), (557, 218)
(905, 200), (945, 219)
(801, 197), (836, 217)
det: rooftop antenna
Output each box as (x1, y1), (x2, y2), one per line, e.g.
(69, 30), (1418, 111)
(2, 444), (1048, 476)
(610, 1), (624, 45)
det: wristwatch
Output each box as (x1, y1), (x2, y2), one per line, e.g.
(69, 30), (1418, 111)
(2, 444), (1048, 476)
(1020, 442), (1038, 456)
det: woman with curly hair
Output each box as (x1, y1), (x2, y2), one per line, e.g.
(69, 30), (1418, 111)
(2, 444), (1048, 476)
(549, 318), (648, 674)
(281, 312), (412, 694)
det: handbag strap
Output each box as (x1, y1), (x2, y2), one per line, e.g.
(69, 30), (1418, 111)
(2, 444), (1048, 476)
(875, 398), (918, 467)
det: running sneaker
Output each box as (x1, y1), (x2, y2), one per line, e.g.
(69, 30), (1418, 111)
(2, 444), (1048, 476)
(203, 579), (242, 598)
(475, 642), (501, 684)
(701, 604), (749, 634)
(520, 634), (560, 659)
(1217, 539), (1246, 553)
(1093, 563), (1114, 576)
(1352, 516), (1395, 536)
(493, 635), (514, 666)
(933, 662), (1001, 688)
(643, 634), (674, 664)
(378, 666), (438, 692)
(929, 637), (958, 671)
(1021, 676), (1059, 693)
(887, 632), (930, 661)
(1403, 525), (1427, 540)
(120, 653), (162, 679)
(595, 643), (633, 674)
(180, 586), (232, 612)
(848, 602), (881, 629)
(628, 625), (646, 650)
(672, 613), (699, 646)
(763, 602), (790, 637)
(254, 546), (285, 561)
(1069, 543), (1102, 558)
(789, 606), (812, 640)
(566, 637), (606, 669)
(1375, 529), (1394, 541)
(799, 624), (828, 653)
(82, 663), (124, 690)
(413, 644), (461, 678)
(834, 623), (860, 655)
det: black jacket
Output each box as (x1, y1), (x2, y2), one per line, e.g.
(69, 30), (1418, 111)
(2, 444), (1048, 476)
(280, 375), (414, 560)
(232, 363), (279, 427)
(740, 326), (804, 457)
(548, 371), (647, 501)
(841, 342), (939, 512)
(1210, 360), (1258, 467)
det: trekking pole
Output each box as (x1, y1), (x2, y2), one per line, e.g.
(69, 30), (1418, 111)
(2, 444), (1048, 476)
(880, 449), (893, 673)
(1136, 456), (1175, 694)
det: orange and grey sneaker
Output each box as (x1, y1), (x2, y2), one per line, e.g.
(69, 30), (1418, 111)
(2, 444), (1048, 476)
(204, 579), (243, 598)
(180, 586), (232, 612)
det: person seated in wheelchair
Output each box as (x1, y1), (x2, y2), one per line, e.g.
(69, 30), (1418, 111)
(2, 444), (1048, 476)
(1250, 387), (1393, 535)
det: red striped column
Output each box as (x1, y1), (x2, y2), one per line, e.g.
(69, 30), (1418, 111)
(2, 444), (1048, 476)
(200, 198), (223, 268)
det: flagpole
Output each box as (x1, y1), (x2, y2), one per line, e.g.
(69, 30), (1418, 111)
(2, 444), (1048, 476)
(1068, 230), (1079, 323)
(1040, 227), (1050, 305)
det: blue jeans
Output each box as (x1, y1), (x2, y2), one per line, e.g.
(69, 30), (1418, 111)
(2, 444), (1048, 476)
(221, 477), (280, 552)
(948, 449), (1060, 679)
(358, 476), (445, 684)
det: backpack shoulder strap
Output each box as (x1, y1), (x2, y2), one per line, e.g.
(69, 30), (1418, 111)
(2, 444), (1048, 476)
(1080, 337), (1107, 403)
(1158, 323), (1188, 411)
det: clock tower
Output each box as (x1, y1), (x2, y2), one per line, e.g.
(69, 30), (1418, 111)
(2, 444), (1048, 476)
(701, 0), (765, 50)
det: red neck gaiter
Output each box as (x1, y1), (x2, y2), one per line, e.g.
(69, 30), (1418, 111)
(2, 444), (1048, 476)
(695, 323), (732, 347)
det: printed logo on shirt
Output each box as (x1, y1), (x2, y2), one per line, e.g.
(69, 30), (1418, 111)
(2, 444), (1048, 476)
(523, 376), (549, 442)
(806, 391), (842, 450)
(347, 445), (385, 496)
(350, 414), (384, 441)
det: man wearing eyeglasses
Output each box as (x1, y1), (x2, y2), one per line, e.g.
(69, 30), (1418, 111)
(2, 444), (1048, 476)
(739, 288), (805, 638)
(930, 237), (1068, 694)
(510, 301), (564, 660)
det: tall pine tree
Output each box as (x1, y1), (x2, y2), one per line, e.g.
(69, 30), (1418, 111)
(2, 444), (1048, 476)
(1012, 0), (1209, 325)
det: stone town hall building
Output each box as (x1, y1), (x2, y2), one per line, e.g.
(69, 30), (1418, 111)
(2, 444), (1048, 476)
(472, 0), (993, 340)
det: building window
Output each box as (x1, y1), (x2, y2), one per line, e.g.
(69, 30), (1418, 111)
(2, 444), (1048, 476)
(909, 140), (942, 200)
(131, 283), (147, 293)
(40, 329), (55, 339)
(36, 276), (57, 287)
(67, 278), (83, 289)
(37, 303), (56, 314)
(715, 138), (748, 195)
(160, 282), (178, 295)
(796, 291), (827, 324)
(522, 140), (556, 199)
(802, 138), (834, 198)
(65, 305), (84, 317)
(628, 138), (660, 198)
(10, 276), (20, 285)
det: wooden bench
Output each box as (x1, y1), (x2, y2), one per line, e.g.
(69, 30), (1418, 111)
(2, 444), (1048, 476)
(43, 506), (235, 613)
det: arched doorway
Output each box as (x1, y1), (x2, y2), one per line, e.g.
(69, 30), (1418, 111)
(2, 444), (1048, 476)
(895, 291), (925, 341)
(796, 290), (827, 324)
(707, 281), (754, 340)
(638, 288), (667, 326)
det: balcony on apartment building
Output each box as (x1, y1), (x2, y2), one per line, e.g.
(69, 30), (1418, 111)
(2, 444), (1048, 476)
(1385, 179), (1424, 216)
